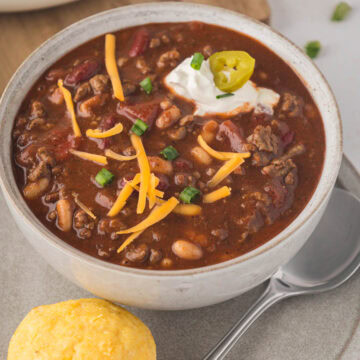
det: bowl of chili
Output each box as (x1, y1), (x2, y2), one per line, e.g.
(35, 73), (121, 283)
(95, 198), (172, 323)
(0, 2), (342, 309)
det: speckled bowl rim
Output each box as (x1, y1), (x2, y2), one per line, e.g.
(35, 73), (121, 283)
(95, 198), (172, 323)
(0, 2), (342, 278)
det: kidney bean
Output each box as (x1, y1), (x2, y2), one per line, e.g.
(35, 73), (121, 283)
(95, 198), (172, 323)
(64, 59), (100, 87)
(117, 102), (159, 128)
(128, 28), (150, 58)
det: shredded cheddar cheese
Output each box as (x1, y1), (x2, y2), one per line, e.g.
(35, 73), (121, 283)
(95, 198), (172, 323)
(173, 204), (202, 216)
(117, 230), (145, 254)
(105, 149), (138, 161)
(208, 155), (244, 188)
(117, 197), (179, 234)
(148, 173), (157, 209)
(105, 34), (125, 101)
(57, 79), (81, 137)
(69, 149), (107, 165)
(203, 186), (231, 203)
(72, 192), (96, 219)
(131, 134), (151, 214)
(107, 174), (141, 217)
(131, 183), (164, 199)
(86, 123), (123, 138)
(197, 135), (250, 161)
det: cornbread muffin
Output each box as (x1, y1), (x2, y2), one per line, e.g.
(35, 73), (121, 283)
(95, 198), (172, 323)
(7, 298), (156, 360)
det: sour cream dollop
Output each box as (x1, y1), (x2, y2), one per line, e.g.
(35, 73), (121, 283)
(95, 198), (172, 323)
(164, 57), (280, 117)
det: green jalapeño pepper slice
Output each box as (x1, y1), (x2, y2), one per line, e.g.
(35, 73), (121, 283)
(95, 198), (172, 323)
(209, 51), (255, 92)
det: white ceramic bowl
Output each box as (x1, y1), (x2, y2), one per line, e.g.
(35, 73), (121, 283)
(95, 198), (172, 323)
(0, 2), (342, 310)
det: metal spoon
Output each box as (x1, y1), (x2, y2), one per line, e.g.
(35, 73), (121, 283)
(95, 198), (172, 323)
(204, 188), (360, 360)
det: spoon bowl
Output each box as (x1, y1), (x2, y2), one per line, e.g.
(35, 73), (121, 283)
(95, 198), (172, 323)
(204, 188), (360, 359)
(278, 188), (360, 293)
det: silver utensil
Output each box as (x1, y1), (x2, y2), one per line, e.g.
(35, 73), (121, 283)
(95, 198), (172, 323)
(204, 188), (360, 360)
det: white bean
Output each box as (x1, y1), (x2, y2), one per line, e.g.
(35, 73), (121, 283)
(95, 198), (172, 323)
(23, 177), (50, 200)
(172, 239), (203, 260)
(148, 156), (173, 175)
(56, 199), (73, 232)
(191, 146), (213, 165)
(155, 105), (181, 129)
(201, 120), (219, 143)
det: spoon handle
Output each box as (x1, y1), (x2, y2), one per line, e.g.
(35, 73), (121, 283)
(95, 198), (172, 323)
(203, 278), (290, 360)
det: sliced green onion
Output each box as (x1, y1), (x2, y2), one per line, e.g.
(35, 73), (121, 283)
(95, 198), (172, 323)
(131, 119), (149, 136)
(332, 2), (352, 21)
(180, 186), (201, 204)
(216, 93), (235, 99)
(95, 168), (114, 187)
(160, 146), (179, 160)
(139, 77), (153, 94)
(305, 41), (321, 59)
(191, 52), (204, 70)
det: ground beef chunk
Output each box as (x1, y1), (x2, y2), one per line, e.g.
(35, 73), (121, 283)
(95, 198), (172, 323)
(284, 168), (298, 186)
(149, 249), (162, 264)
(211, 228), (229, 241)
(27, 161), (50, 182)
(74, 82), (91, 102)
(251, 151), (273, 167)
(30, 101), (46, 119)
(122, 81), (138, 96)
(280, 92), (304, 117)
(136, 57), (150, 74)
(37, 147), (56, 167)
(238, 209), (265, 234)
(261, 143), (305, 177)
(247, 125), (284, 166)
(89, 74), (109, 94)
(149, 38), (161, 48)
(125, 244), (149, 263)
(44, 192), (59, 203)
(247, 125), (280, 153)
(157, 49), (180, 68)
(262, 158), (296, 178)
(73, 209), (94, 229)
(27, 117), (46, 130)
(281, 143), (306, 160)
(174, 173), (196, 187)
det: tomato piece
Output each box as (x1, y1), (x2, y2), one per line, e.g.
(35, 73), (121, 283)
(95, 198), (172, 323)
(209, 51), (255, 92)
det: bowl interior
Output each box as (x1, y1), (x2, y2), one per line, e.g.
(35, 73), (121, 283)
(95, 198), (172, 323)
(0, 2), (342, 277)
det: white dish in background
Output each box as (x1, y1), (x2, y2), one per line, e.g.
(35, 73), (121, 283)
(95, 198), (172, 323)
(0, 2), (342, 310)
(0, 0), (77, 12)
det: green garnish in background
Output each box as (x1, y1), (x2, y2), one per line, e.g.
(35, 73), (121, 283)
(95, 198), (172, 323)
(305, 41), (321, 59)
(332, 2), (352, 21)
